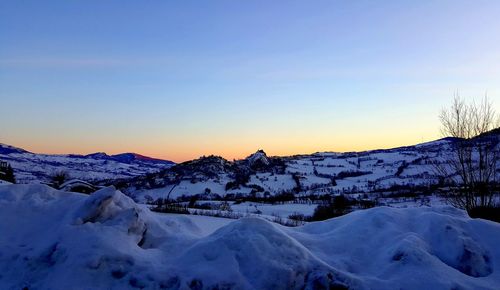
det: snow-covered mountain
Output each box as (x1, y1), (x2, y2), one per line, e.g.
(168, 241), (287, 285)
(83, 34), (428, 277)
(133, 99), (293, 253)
(0, 143), (174, 184)
(1, 184), (499, 289)
(2, 131), (499, 203)
(125, 138), (461, 202)
(246, 149), (271, 168)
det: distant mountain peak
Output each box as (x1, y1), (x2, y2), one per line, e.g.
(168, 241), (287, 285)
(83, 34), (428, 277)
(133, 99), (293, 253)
(0, 143), (29, 155)
(0, 142), (175, 184)
(84, 152), (109, 159)
(81, 152), (174, 165)
(246, 149), (270, 168)
(111, 153), (174, 165)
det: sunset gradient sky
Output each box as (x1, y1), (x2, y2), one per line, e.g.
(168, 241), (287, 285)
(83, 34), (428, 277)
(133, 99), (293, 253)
(1, 1), (500, 162)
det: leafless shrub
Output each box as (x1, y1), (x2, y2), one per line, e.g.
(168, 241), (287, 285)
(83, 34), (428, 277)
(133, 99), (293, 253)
(436, 95), (499, 210)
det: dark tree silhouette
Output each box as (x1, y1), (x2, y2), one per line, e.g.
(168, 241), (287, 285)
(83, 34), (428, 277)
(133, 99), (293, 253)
(0, 162), (16, 184)
(51, 171), (70, 189)
(436, 96), (499, 210)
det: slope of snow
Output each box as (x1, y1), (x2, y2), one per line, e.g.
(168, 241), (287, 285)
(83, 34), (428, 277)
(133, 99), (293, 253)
(126, 138), (460, 202)
(0, 143), (174, 184)
(1, 184), (499, 289)
(289, 207), (499, 289)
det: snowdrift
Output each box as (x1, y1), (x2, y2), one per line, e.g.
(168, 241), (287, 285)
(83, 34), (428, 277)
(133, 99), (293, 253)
(0, 185), (499, 290)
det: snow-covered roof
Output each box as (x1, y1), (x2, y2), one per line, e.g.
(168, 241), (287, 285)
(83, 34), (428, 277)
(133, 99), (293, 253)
(60, 179), (96, 190)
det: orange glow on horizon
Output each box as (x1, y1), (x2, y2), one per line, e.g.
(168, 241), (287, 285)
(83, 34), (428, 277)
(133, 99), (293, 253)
(4, 132), (440, 163)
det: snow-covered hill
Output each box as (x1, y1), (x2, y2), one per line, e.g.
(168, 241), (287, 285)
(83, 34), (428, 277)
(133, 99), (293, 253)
(2, 132), (498, 204)
(0, 184), (499, 289)
(126, 138), (460, 202)
(0, 143), (174, 184)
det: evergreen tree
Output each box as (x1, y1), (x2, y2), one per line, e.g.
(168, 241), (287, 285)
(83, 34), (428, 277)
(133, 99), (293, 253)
(0, 162), (16, 184)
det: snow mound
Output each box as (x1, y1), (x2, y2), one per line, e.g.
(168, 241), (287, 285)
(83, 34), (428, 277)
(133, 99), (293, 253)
(174, 217), (356, 289)
(292, 206), (500, 289)
(73, 186), (148, 244)
(0, 179), (12, 185)
(0, 185), (500, 289)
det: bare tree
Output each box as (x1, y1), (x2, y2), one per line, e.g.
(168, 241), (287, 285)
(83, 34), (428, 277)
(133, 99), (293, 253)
(437, 95), (499, 210)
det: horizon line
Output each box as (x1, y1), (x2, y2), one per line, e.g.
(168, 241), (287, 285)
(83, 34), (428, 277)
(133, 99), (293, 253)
(0, 136), (446, 163)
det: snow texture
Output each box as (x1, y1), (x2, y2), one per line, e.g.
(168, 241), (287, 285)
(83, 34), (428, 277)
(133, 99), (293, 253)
(0, 184), (499, 289)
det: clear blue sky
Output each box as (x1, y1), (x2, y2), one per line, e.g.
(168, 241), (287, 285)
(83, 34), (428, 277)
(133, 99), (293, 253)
(1, 0), (499, 162)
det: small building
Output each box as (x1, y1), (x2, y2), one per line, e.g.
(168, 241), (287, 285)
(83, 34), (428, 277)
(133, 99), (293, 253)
(60, 179), (98, 194)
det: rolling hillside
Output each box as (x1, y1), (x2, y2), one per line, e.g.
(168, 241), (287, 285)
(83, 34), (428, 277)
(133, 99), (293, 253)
(0, 143), (174, 184)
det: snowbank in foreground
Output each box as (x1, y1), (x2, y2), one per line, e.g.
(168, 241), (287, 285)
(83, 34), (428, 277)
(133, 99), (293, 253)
(0, 185), (499, 290)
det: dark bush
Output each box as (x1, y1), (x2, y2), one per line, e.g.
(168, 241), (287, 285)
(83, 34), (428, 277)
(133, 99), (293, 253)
(310, 195), (352, 221)
(0, 161), (15, 183)
(225, 181), (239, 191)
(395, 161), (409, 177)
(188, 195), (199, 208)
(190, 203), (213, 210)
(291, 173), (302, 192)
(269, 191), (295, 203)
(358, 199), (376, 209)
(151, 199), (190, 214)
(336, 170), (372, 179)
(51, 171), (69, 189)
(288, 213), (307, 221)
(468, 206), (500, 223)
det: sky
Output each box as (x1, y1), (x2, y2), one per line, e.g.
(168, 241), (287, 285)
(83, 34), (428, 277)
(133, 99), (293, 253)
(1, 0), (500, 162)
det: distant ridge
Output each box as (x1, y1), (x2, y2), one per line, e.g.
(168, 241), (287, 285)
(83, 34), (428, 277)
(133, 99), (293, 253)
(0, 143), (29, 155)
(0, 143), (175, 184)
(0, 143), (174, 165)
(2, 127), (499, 185)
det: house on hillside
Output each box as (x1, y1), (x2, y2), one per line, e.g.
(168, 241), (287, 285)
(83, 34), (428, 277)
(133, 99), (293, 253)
(60, 179), (99, 194)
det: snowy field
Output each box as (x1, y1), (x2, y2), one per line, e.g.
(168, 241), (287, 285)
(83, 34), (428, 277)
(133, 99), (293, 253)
(182, 196), (448, 221)
(231, 201), (317, 217)
(126, 139), (460, 204)
(1, 184), (499, 289)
